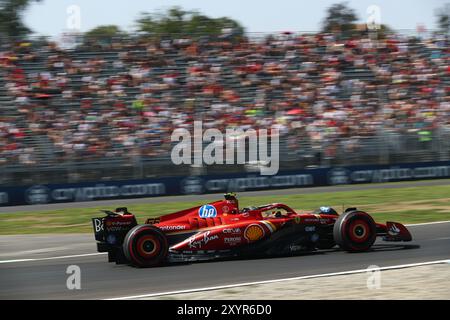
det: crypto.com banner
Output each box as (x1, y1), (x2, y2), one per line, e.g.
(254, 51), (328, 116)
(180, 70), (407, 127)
(1, 160), (450, 206)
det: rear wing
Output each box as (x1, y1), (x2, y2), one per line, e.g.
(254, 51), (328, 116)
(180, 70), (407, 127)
(92, 208), (137, 245)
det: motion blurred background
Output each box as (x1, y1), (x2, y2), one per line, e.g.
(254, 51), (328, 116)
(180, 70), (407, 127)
(0, 0), (449, 201)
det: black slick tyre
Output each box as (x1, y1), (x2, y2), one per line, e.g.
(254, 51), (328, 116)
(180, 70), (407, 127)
(333, 210), (377, 252)
(123, 225), (168, 267)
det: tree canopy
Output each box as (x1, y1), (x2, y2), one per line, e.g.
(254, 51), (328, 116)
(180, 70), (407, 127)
(136, 7), (244, 38)
(84, 25), (125, 40)
(0, 0), (40, 38)
(321, 2), (358, 35)
(435, 3), (450, 35)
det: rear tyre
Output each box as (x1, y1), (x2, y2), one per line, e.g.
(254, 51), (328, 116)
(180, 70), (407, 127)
(333, 210), (376, 252)
(123, 225), (168, 267)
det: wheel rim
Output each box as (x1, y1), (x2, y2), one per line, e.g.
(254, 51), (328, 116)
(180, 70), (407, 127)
(136, 235), (160, 258)
(348, 219), (370, 243)
(142, 240), (155, 253)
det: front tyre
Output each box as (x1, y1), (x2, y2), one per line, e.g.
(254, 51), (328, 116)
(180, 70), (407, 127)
(123, 225), (168, 267)
(333, 210), (376, 252)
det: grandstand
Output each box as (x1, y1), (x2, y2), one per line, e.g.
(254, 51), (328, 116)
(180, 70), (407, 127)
(0, 32), (449, 185)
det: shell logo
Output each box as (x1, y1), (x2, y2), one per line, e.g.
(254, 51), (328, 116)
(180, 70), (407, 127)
(244, 224), (265, 242)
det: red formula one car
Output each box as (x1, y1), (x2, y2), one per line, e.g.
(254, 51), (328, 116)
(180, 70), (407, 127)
(92, 193), (412, 267)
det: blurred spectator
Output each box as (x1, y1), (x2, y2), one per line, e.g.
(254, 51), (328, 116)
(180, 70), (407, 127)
(0, 32), (448, 165)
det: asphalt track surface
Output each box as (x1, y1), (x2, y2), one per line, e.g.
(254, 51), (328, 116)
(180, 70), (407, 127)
(1, 180), (450, 299)
(0, 222), (449, 299)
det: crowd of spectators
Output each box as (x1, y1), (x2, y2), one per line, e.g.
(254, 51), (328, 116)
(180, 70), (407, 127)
(0, 31), (449, 166)
(0, 115), (35, 165)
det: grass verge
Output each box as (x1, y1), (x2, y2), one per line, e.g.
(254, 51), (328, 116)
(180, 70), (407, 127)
(1, 184), (450, 234)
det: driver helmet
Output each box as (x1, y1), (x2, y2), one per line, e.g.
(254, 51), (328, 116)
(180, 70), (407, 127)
(224, 192), (239, 213)
(314, 206), (338, 215)
(224, 192), (237, 200)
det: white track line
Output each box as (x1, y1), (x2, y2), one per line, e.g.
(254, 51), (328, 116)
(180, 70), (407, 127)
(405, 220), (450, 227)
(0, 220), (449, 264)
(0, 252), (105, 264)
(107, 259), (450, 300)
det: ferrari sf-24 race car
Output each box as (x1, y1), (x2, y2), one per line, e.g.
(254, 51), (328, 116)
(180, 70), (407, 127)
(92, 193), (412, 267)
